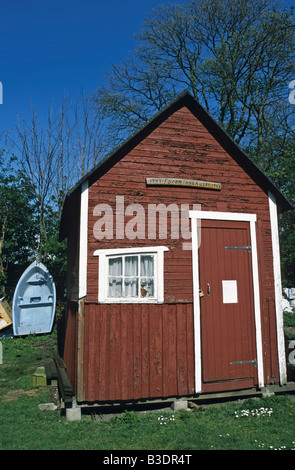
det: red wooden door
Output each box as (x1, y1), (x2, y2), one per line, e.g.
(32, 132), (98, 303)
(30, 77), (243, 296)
(199, 220), (258, 392)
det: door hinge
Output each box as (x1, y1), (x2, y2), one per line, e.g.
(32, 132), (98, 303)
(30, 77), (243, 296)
(225, 246), (252, 253)
(229, 359), (257, 367)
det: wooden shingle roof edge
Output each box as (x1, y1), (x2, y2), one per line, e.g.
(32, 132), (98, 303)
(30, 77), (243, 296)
(59, 90), (293, 240)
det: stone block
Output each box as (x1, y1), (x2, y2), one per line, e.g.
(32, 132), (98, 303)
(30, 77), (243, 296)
(66, 407), (82, 421)
(172, 399), (188, 411)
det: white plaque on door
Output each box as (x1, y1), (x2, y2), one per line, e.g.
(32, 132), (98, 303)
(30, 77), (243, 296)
(222, 280), (238, 304)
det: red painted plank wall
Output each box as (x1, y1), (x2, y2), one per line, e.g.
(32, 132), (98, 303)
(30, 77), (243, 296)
(83, 302), (195, 402)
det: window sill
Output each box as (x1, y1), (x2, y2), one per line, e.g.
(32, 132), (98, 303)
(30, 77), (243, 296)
(98, 298), (164, 304)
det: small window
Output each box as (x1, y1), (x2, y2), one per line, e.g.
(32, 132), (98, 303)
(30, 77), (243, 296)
(108, 254), (154, 299)
(94, 246), (168, 303)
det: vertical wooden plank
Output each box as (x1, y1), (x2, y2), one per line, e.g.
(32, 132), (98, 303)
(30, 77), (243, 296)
(133, 304), (142, 399)
(200, 226), (214, 381)
(223, 226), (237, 380)
(163, 304), (177, 397)
(267, 298), (280, 382)
(149, 305), (163, 397)
(108, 304), (120, 400)
(93, 304), (101, 401)
(186, 303), (195, 394)
(126, 304), (134, 399)
(176, 303), (188, 396)
(120, 303), (129, 400)
(141, 303), (150, 398)
(170, 305), (177, 394)
(216, 226), (226, 380)
(62, 301), (78, 394)
(240, 227), (255, 378)
(162, 304), (169, 397)
(268, 192), (287, 385)
(77, 297), (85, 402)
(83, 304), (90, 401)
(98, 304), (108, 401)
(86, 303), (97, 401)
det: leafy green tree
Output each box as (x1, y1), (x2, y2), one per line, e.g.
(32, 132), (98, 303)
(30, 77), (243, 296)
(0, 154), (37, 299)
(0, 152), (67, 303)
(264, 141), (295, 287)
(40, 202), (67, 302)
(93, 0), (295, 152)
(280, 210), (295, 287)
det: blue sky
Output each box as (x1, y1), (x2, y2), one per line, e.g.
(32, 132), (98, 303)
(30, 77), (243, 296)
(0, 0), (183, 137)
(0, 0), (293, 140)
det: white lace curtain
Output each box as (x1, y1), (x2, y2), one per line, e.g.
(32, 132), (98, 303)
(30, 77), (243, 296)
(108, 255), (154, 298)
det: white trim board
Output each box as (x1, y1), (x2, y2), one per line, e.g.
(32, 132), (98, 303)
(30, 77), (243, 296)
(268, 192), (287, 385)
(189, 210), (256, 222)
(78, 180), (89, 299)
(189, 210), (264, 393)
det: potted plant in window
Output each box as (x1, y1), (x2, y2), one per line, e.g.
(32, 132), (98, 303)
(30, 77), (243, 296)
(141, 283), (148, 297)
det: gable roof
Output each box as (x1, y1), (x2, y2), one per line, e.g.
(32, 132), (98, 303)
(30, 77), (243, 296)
(60, 90), (293, 239)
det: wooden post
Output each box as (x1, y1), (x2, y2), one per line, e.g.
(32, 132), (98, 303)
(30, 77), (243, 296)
(77, 297), (85, 402)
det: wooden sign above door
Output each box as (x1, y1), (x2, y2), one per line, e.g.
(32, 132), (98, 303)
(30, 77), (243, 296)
(146, 177), (221, 191)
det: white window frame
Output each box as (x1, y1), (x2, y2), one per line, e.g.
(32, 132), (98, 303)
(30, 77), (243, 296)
(94, 246), (168, 303)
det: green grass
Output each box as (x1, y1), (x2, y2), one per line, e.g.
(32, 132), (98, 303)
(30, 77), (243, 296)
(1, 330), (295, 451)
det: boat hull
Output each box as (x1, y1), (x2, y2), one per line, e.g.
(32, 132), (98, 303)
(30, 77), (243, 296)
(12, 261), (56, 336)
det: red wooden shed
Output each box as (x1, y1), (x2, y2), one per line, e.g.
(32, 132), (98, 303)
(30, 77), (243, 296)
(59, 91), (293, 406)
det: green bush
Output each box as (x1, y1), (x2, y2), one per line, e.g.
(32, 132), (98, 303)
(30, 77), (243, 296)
(284, 309), (295, 328)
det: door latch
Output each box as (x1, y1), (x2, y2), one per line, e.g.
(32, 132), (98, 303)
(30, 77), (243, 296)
(225, 246), (252, 254)
(229, 359), (257, 367)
